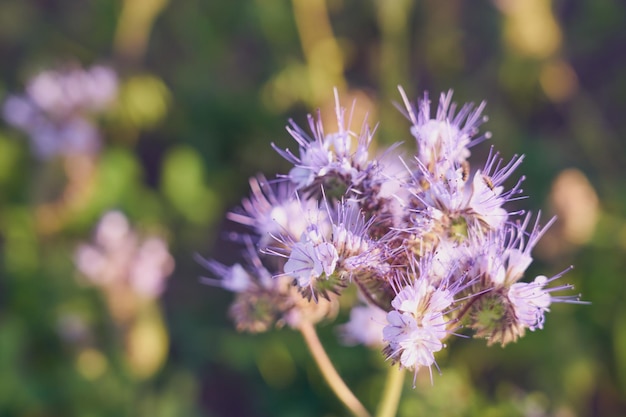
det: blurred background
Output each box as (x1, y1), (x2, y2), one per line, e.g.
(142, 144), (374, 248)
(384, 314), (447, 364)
(0, 0), (625, 416)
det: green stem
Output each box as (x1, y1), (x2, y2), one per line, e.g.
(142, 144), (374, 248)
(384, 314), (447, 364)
(375, 366), (406, 417)
(299, 321), (372, 417)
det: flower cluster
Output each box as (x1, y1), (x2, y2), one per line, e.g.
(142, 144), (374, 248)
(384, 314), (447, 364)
(74, 211), (175, 379)
(75, 211), (175, 303)
(2, 64), (118, 159)
(203, 88), (584, 382)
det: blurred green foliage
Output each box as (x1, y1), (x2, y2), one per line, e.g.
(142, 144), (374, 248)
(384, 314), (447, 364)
(0, 0), (625, 416)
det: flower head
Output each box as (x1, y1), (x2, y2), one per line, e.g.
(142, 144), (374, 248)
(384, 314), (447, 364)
(226, 175), (317, 248)
(3, 64), (118, 159)
(202, 87), (587, 383)
(338, 302), (387, 347)
(509, 269), (585, 332)
(75, 210), (174, 319)
(398, 88), (490, 176)
(272, 90), (389, 206)
(382, 255), (460, 384)
(199, 238), (339, 332)
(273, 199), (382, 301)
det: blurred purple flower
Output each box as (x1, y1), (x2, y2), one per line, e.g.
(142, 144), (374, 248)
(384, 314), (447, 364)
(75, 211), (174, 299)
(3, 64), (118, 159)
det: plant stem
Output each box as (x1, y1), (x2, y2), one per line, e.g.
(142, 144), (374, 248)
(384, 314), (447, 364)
(298, 321), (372, 417)
(375, 366), (405, 417)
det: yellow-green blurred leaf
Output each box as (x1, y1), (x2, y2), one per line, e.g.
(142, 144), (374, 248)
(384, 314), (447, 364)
(125, 302), (169, 380)
(112, 74), (170, 130)
(161, 145), (219, 225)
(0, 135), (21, 184)
(1, 206), (38, 275)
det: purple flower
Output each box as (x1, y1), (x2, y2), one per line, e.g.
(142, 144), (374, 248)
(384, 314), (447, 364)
(226, 175), (318, 248)
(272, 90), (385, 203)
(398, 88), (491, 176)
(509, 269), (585, 332)
(75, 211), (174, 299)
(338, 302), (387, 347)
(284, 239), (338, 288)
(3, 64), (118, 159)
(198, 238), (339, 332)
(383, 285), (451, 385)
(201, 86), (586, 378)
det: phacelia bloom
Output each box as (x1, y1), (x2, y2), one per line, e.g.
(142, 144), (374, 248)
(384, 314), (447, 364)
(475, 213), (554, 288)
(407, 147), (525, 234)
(284, 237), (339, 288)
(75, 211), (174, 299)
(3, 64), (118, 159)
(510, 268), (584, 329)
(201, 86), (586, 383)
(468, 265), (584, 347)
(508, 275), (553, 331)
(226, 175), (319, 249)
(383, 273), (455, 384)
(199, 239), (339, 332)
(272, 199), (383, 301)
(273, 90), (388, 207)
(398, 88), (490, 176)
(466, 214), (587, 346)
(338, 302), (387, 347)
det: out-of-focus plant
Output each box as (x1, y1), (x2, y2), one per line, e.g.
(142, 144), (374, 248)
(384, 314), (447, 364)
(75, 210), (174, 379)
(2, 64), (117, 159)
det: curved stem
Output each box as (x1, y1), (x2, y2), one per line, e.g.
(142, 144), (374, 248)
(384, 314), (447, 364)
(375, 366), (406, 417)
(298, 321), (372, 417)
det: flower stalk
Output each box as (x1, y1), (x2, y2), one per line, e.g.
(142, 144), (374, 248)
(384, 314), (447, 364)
(375, 366), (406, 417)
(299, 320), (372, 417)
